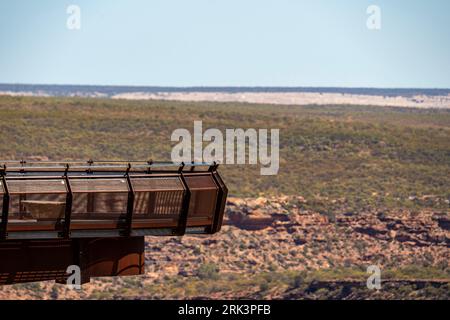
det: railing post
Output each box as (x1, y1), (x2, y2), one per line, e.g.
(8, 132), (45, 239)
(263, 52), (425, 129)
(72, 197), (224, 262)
(208, 161), (218, 172)
(62, 164), (73, 238)
(124, 163), (135, 236)
(1, 166), (10, 240)
(210, 166), (228, 234)
(176, 168), (191, 236)
(146, 160), (153, 174)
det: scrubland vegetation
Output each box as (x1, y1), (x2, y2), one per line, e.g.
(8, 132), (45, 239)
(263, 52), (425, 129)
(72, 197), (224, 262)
(1, 96), (449, 213)
(0, 96), (448, 300)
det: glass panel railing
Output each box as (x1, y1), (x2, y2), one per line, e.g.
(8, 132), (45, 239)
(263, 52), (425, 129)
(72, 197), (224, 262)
(131, 177), (185, 229)
(70, 178), (129, 230)
(184, 174), (218, 219)
(5, 179), (68, 233)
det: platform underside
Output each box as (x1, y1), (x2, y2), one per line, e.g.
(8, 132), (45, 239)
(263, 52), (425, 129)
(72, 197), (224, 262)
(0, 237), (145, 285)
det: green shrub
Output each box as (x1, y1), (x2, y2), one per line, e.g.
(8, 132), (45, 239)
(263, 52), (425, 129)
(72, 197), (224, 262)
(197, 263), (220, 280)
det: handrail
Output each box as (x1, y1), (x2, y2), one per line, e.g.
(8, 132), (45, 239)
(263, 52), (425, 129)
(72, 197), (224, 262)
(0, 160), (215, 167)
(1, 162), (217, 173)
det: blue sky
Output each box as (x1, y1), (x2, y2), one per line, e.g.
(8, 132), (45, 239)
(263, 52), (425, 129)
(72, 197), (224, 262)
(0, 0), (449, 88)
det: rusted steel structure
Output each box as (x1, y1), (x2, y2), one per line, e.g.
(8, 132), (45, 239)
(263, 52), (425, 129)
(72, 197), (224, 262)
(0, 160), (227, 285)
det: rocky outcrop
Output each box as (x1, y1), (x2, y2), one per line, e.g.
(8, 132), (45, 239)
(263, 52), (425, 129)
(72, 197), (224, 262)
(225, 197), (289, 230)
(436, 216), (450, 231)
(1, 195), (448, 300)
(137, 196), (449, 278)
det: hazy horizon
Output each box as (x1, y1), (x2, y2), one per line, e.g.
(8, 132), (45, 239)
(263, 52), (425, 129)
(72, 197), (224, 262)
(1, 83), (450, 91)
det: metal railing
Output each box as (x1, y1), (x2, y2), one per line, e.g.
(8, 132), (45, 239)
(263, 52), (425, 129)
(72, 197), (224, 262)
(0, 161), (226, 240)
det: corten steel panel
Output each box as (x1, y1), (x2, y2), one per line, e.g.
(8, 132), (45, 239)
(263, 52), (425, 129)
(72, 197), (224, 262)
(134, 190), (184, 215)
(70, 179), (129, 230)
(0, 237), (145, 285)
(70, 178), (129, 193)
(78, 237), (145, 277)
(183, 174), (217, 190)
(131, 177), (184, 192)
(131, 177), (185, 229)
(184, 174), (218, 222)
(6, 179), (67, 195)
(72, 192), (128, 217)
(6, 179), (68, 234)
(0, 240), (73, 285)
(211, 172), (228, 233)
